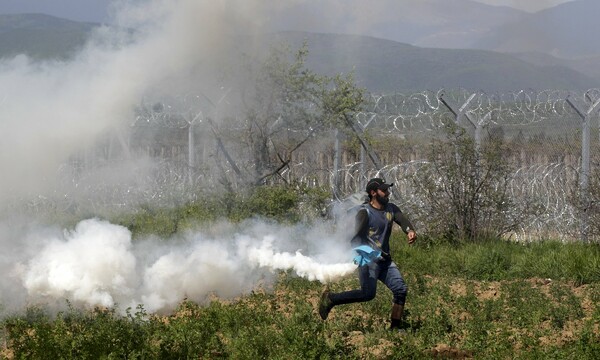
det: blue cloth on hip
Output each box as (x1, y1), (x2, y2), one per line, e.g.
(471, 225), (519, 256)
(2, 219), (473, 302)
(352, 245), (382, 267)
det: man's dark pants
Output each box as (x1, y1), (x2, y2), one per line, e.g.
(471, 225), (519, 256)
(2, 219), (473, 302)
(329, 259), (407, 306)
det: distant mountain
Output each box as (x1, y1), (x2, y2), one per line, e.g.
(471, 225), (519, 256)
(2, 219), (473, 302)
(511, 52), (600, 83)
(475, 0), (599, 59)
(249, 0), (599, 86)
(0, 13), (97, 60)
(394, 0), (527, 49)
(264, 32), (598, 92)
(264, 0), (526, 50)
(0, 14), (596, 92)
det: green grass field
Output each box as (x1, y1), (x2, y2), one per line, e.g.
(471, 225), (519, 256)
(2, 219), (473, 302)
(1, 187), (599, 359)
(1, 233), (598, 359)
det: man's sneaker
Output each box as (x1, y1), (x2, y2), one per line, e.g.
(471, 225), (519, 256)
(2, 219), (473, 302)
(318, 290), (333, 320)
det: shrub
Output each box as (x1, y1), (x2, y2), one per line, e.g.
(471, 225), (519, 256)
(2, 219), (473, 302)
(110, 184), (330, 237)
(410, 122), (540, 242)
(230, 185), (302, 222)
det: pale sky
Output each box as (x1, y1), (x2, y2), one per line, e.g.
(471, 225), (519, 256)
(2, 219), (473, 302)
(0, 0), (576, 23)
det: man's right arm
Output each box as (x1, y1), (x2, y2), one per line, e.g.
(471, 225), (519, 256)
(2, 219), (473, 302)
(350, 208), (369, 247)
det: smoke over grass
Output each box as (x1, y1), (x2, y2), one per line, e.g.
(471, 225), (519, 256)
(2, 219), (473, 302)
(1, 218), (355, 314)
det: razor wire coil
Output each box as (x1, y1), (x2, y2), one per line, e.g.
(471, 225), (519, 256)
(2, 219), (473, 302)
(5, 88), (600, 241)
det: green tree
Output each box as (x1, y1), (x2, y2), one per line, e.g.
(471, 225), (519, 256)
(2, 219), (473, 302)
(236, 42), (365, 185)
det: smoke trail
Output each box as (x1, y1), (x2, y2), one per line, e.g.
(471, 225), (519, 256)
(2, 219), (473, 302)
(247, 235), (355, 283)
(2, 218), (355, 314)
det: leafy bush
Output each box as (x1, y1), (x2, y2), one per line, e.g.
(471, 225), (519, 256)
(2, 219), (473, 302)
(410, 122), (541, 242)
(229, 185), (301, 222)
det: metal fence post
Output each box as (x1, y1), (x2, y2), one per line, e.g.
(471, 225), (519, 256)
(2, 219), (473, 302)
(566, 94), (600, 242)
(188, 121), (195, 185)
(358, 114), (376, 191)
(438, 91), (479, 168)
(333, 128), (341, 198)
(360, 145), (366, 189)
(343, 114), (383, 171)
(438, 92), (477, 130)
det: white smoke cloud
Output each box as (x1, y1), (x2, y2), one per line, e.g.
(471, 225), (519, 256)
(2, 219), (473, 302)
(22, 219), (137, 308)
(0, 218), (355, 314)
(0, 0), (260, 202)
(0, 0), (363, 316)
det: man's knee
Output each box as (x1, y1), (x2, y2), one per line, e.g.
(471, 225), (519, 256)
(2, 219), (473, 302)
(362, 284), (377, 301)
(363, 288), (377, 301)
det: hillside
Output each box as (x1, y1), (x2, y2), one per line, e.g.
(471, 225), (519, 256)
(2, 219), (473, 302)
(263, 0), (526, 50)
(392, 0), (526, 49)
(263, 31), (599, 92)
(512, 51), (600, 83)
(0, 14), (597, 93)
(0, 13), (97, 60)
(475, 0), (599, 59)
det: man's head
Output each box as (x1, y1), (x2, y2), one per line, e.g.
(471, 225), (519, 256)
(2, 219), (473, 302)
(366, 178), (393, 206)
(366, 178), (393, 193)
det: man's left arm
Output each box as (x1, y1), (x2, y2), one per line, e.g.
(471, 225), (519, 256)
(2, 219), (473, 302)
(391, 204), (417, 244)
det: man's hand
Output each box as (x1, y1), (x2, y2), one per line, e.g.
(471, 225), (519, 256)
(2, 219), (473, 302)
(407, 230), (417, 244)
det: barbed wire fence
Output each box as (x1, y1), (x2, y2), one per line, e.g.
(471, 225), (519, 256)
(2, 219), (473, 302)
(337, 89), (600, 242)
(7, 88), (600, 242)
